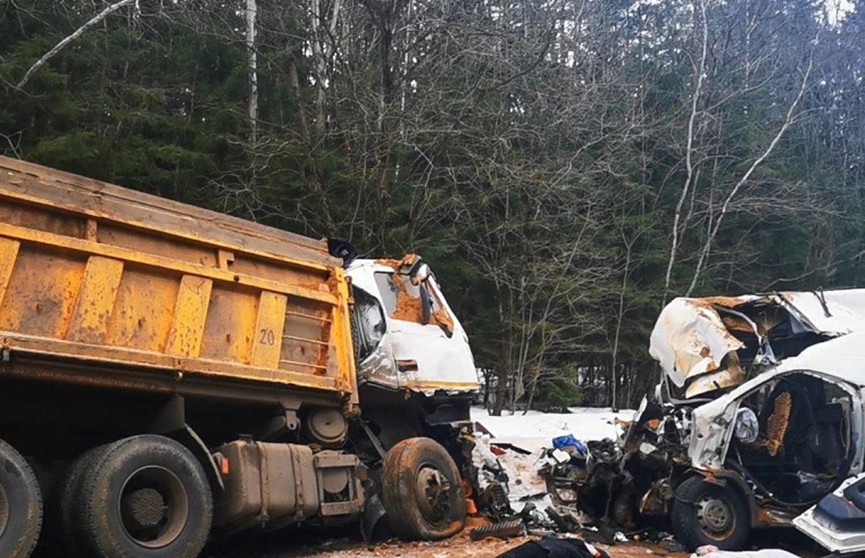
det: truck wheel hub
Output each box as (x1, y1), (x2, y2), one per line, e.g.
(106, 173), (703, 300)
(697, 495), (732, 534)
(123, 488), (166, 528)
(119, 466), (189, 549)
(416, 466), (451, 520)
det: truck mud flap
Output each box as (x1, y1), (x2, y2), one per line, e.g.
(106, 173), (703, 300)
(361, 493), (387, 541)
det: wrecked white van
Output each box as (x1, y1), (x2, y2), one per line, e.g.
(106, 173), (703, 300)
(582, 291), (865, 551)
(678, 335), (865, 549)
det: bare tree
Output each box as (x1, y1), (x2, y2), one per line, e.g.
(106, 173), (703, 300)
(685, 52), (815, 295)
(247, 0), (258, 140)
(17, 0), (139, 90)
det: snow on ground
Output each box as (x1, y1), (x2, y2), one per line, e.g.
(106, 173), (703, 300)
(471, 406), (637, 453)
(469, 406), (637, 502)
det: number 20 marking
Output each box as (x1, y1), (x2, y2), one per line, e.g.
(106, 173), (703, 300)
(259, 328), (275, 345)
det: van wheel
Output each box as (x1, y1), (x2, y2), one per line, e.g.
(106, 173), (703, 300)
(381, 437), (466, 541)
(76, 435), (212, 558)
(0, 439), (42, 558)
(671, 476), (750, 551)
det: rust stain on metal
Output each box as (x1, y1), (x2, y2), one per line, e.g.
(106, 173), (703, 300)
(761, 390), (792, 456)
(389, 270), (454, 334)
(375, 258), (402, 270)
(0, 156), (356, 404)
(432, 307), (455, 334)
(719, 314), (755, 334)
(645, 419), (661, 430)
(755, 505), (788, 526)
(393, 285), (425, 322)
(375, 253), (420, 272)
(684, 296), (751, 309)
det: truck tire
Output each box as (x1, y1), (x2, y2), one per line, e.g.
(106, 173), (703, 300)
(47, 444), (111, 556)
(76, 435), (212, 558)
(671, 476), (750, 551)
(381, 437), (466, 541)
(0, 438), (42, 558)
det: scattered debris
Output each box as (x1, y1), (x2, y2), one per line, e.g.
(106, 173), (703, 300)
(462, 292), (865, 555)
(471, 411), (628, 546)
(470, 519), (527, 541)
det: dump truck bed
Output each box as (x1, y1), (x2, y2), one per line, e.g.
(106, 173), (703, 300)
(0, 156), (357, 404)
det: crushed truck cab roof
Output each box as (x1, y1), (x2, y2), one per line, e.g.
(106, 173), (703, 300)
(650, 290), (865, 397)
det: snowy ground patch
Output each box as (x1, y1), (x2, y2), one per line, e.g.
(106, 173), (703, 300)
(470, 406), (637, 504)
(471, 406), (636, 453)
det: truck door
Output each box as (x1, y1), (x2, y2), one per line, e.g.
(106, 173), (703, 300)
(373, 271), (475, 392)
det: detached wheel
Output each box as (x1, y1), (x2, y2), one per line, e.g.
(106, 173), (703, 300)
(0, 439), (42, 558)
(76, 435), (212, 558)
(381, 437), (466, 541)
(671, 476), (750, 551)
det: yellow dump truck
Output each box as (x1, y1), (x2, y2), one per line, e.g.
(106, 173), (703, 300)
(0, 156), (479, 557)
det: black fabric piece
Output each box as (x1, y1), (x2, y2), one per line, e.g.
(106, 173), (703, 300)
(497, 537), (610, 558)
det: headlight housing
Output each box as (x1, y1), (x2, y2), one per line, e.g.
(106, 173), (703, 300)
(734, 407), (759, 444)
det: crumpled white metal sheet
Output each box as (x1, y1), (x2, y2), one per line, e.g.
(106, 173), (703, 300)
(649, 296), (755, 388)
(775, 290), (865, 334)
(650, 289), (865, 392)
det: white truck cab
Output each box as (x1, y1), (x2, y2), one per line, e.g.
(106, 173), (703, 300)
(345, 255), (478, 397)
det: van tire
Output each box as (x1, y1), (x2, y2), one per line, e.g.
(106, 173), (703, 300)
(671, 476), (750, 551)
(381, 437), (466, 541)
(76, 435), (212, 558)
(0, 438), (42, 558)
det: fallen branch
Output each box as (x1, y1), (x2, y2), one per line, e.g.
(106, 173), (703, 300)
(17, 0), (135, 90)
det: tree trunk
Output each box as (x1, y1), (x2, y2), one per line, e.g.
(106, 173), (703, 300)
(246, 0), (258, 140)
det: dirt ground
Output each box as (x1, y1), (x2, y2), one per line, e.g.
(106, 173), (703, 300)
(205, 517), (689, 558)
(203, 517), (833, 558)
(284, 535), (687, 558)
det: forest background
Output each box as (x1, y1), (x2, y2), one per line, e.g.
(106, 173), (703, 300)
(2, 0), (863, 413)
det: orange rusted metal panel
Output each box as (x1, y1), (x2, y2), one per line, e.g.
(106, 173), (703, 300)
(0, 156), (356, 403)
(200, 286), (260, 365)
(0, 246), (86, 339)
(0, 237), (20, 308)
(327, 266), (358, 397)
(251, 292), (288, 369)
(107, 268), (179, 353)
(67, 256), (124, 344)
(0, 156), (331, 270)
(166, 275), (214, 358)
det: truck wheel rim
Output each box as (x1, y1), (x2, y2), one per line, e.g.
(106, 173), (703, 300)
(415, 465), (451, 522)
(118, 466), (189, 549)
(696, 494), (734, 538)
(0, 483), (8, 538)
